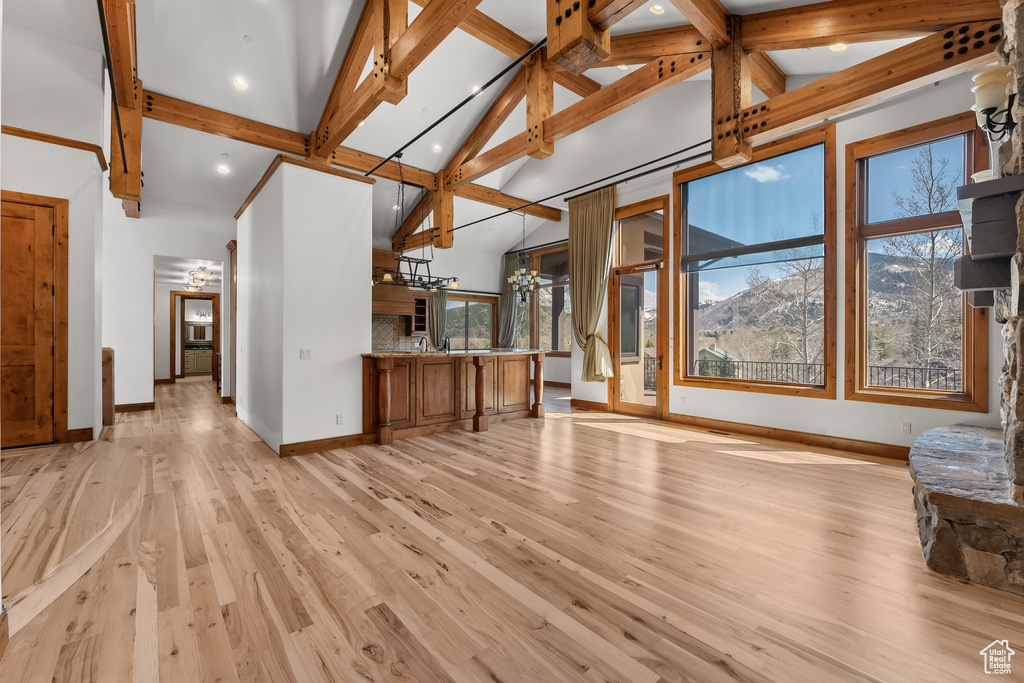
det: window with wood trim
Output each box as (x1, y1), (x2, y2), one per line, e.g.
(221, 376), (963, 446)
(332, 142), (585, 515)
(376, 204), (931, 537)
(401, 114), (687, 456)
(444, 294), (499, 350)
(513, 244), (573, 355)
(846, 112), (988, 412)
(673, 125), (837, 398)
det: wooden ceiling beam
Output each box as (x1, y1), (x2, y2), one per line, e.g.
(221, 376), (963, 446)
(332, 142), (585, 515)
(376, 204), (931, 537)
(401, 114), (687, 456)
(547, 0), (610, 75)
(103, 0), (138, 109)
(711, 16), (752, 168)
(750, 52), (786, 99)
(313, 0), (408, 158)
(140, 91), (560, 222)
(408, 0), (601, 97)
(667, 0), (731, 49)
(449, 52), (711, 189)
(393, 190), (436, 248)
(526, 54), (554, 159)
(444, 68), (527, 176)
(398, 228), (439, 252)
(604, 26), (706, 66)
(741, 0), (1001, 52)
(110, 78), (143, 212)
(589, 0), (649, 31)
(389, 0), (484, 79)
(744, 20), (1002, 145)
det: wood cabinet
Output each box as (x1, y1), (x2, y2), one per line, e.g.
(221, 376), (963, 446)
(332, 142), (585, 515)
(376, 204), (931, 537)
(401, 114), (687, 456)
(184, 348), (213, 375)
(410, 297), (428, 334)
(363, 352), (543, 443)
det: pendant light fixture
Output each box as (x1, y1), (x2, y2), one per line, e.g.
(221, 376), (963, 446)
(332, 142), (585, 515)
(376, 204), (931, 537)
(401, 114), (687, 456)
(507, 212), (538, 303)
(189, 266), (214, 282)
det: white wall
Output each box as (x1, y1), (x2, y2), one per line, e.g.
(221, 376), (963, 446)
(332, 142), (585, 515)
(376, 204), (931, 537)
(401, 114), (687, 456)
(184, 298), (212, 321)
(1, 135), (105, 435)
(102, 197), (234, 403)
(280, 164), (372, 446)
(236, 173), (285, 451)
(555, 72), (1002, 446)
(236, 163), (373, 452)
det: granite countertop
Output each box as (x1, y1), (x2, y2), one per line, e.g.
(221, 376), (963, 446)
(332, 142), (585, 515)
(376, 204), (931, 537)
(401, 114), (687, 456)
(364, 349), (543, 358)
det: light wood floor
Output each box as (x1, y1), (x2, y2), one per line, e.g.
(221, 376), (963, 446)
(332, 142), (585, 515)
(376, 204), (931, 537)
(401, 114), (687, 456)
(2, 379), (1022, 682)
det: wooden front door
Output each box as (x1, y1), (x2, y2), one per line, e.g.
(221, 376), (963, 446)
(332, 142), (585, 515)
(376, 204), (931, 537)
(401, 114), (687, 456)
(1, 199), (56, 447)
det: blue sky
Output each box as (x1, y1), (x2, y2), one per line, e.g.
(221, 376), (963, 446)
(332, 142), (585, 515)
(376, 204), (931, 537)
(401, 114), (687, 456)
(687, 136), (965, 302)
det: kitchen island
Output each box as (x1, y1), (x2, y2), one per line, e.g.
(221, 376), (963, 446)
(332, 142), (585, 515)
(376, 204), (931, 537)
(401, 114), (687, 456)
(362, 350), (546, 444)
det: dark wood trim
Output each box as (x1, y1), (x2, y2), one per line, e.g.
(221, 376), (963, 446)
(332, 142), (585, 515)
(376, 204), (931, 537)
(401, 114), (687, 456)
(154, 378), (175, 385)
(280, 433), (376, 458)
(0, 607), (8, 664)
(1, 125), (108, 171)
(570, 398), (609, 411)
(221, 396), (235, 405)
(446, 293), (501, 347)
(67, 428), (94, 443)
(844, 112), (989, 413)
(169, 291), (220, 383)
(665, 412), (910, 462)
(116, 402), (155, 413)
(1, 191), (70, 445)
(544, 380), (571, 388)
(672, 124), (838, 400)
(235, 154), (376, 220)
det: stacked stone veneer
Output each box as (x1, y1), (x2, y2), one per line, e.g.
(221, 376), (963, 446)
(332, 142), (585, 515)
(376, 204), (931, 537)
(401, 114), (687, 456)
(909, 1), (1024, 594)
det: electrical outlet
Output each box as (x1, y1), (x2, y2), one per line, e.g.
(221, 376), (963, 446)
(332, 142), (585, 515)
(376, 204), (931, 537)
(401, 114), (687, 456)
(678, 396), (686, 406)
(299, 348), (312, 360)
(901, 421), (912, 435)
(336, 413), (344, 425)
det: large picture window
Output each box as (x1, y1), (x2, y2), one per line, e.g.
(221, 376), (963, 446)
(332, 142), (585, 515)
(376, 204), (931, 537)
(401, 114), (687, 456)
(445, 295), (498, 350)
(673, 125), (837, 397)
(537, 248), (572, 353)
(846, 112), (987, 411)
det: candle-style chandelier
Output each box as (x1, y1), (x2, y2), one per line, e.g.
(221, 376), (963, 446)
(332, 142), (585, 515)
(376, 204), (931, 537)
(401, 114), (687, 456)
(507, 212), (538, 303)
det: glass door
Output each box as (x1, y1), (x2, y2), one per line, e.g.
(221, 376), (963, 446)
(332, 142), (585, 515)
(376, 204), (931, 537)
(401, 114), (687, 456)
(609, 197), (669, 418)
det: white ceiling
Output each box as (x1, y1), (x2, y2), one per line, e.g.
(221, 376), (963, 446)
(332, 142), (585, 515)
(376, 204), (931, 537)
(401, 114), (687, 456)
(3, 0), (956, 252)
(154, 255), (223, 291)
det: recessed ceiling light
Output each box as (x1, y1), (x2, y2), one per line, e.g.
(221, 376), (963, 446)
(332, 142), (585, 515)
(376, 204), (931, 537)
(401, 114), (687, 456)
(829, 43), (847, 52)
(357, 120), (365, 127)
(243, 35), (254, 43)
(392, 204), (399, 211)
(234, 77), (248, 89)
(432, 144), (442, 153)
(617, 64), (628, 70)
(650, 5), (665, 14)
(217, 165), (230, 174)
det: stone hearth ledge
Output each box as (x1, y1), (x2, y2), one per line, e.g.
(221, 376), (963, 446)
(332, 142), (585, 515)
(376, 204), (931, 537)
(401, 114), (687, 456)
(910, 425), (1024, 594)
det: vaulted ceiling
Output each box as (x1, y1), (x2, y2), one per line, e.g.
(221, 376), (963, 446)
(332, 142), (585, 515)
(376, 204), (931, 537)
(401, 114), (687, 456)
(3, 0), (1001, 252)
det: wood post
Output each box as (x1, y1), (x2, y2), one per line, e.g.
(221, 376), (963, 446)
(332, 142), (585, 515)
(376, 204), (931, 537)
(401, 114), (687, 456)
(473, 355), (488, 432)
(711, 16), (752, 169)
(376, 357), (395, 444)
(532, 352), (546, 418)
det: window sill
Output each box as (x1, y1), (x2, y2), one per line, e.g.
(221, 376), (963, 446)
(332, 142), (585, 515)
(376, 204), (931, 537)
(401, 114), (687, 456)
(844, 386), (987, 413)
(675, 375), (835, 399)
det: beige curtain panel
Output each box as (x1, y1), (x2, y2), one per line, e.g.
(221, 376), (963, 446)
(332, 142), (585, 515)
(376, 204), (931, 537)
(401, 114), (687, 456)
(568, 186), (617, 382)
(427, 288), (448, 350)
(497, 253), (519, 348)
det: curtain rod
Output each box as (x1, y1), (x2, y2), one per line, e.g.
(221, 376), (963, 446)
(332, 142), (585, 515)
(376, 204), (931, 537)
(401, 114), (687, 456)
(96, 0), (128, 174)
(451, 139), (712, 234)
(366, 38), (548, 178)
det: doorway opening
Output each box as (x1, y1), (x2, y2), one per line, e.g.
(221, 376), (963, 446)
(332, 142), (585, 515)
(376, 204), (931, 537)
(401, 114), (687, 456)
(153, 256), (223, 389)
(609, 197), (670, 419)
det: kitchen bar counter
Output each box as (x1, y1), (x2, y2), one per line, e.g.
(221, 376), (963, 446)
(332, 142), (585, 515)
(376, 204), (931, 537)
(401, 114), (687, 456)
(362, 350), (546, 444)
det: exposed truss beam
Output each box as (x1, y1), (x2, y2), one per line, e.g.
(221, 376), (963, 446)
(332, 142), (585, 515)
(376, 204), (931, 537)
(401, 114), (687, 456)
(590, 0), (649, 31)
(526, 53), (554, 159)
(750, 52), (786, 98)
(452, 185), (561, 222)
(449, 52), (711, 189)
(444, 68), (527, 176)
(408, 0), (601, 97)
(741, 0), (1000, 52)
(140, 91), (560, 222)
(604, 26), (705, 66)
(668, 0), (730, 49)
(711, 16), (752, 168)
(103, 0), (138, 109)
(547, 0), (610, 75)
(109, 78), (143, 216)
(744, 19), (1002, 145)
(393, 188), (437, 249)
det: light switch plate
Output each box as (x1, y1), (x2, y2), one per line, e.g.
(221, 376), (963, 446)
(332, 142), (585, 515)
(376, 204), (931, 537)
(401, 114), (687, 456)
(299, 348), (312, 360)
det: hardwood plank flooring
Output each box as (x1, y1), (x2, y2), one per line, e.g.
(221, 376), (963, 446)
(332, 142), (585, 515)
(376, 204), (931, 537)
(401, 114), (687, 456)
(2, 377), (1022, 681)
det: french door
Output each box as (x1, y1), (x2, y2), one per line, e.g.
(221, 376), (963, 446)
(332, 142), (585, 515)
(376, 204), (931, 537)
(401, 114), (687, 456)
(610, 261), (665, 417)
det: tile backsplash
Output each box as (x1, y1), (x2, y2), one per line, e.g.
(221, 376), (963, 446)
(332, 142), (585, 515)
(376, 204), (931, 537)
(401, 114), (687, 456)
(372, 315), (402, 351)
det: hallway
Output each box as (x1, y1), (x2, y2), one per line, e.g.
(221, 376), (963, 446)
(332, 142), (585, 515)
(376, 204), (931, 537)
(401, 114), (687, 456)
(1, 380), (1021, 681)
